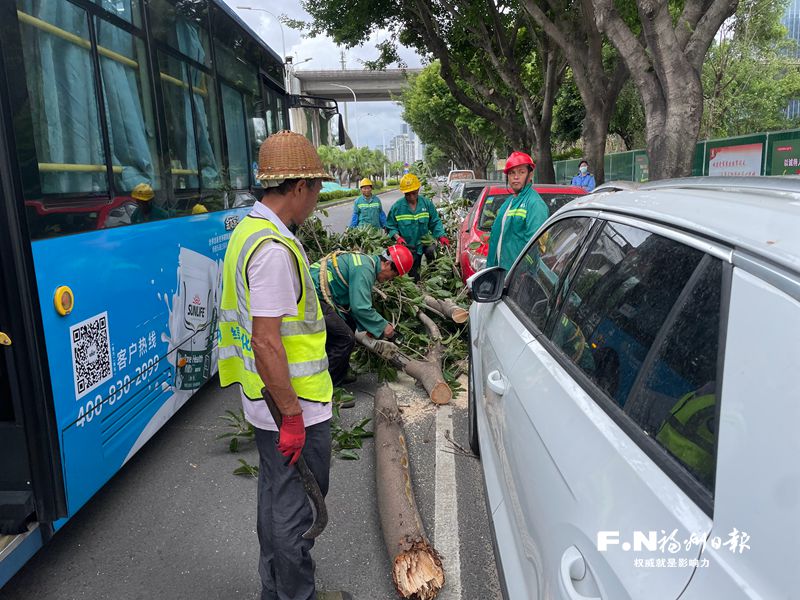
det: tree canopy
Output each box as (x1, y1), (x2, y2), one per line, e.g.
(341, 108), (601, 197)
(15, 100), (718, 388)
(399, 62), (503, 177)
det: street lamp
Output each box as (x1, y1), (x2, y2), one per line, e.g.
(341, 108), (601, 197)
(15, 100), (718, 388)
(330, 83), (358, 147)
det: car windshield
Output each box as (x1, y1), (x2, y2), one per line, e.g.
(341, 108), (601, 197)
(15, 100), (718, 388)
(463, 185), (487, 205)
(477, 191), (581, 231)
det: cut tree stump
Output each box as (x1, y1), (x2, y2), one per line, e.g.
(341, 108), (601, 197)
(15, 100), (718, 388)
(423, 296), (468, 324)
(374, 385), (445, 599)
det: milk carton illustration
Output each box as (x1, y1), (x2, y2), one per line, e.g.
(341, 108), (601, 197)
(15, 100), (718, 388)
(173, 247), (219, 390)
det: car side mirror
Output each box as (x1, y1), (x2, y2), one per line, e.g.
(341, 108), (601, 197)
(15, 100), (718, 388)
(468, 267), (506, 303)
(337, 114), (345, 146)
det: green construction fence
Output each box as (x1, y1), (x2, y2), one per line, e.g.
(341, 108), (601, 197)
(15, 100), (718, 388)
(546, 128), (800, 183)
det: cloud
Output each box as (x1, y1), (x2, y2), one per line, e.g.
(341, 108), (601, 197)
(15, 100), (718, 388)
(225, 0), (421, 149)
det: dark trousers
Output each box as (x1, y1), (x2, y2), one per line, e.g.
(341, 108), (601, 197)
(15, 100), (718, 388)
(409, 244), (437, 281)
(321, 302), (355, 387)
(255, 420), (332, 600)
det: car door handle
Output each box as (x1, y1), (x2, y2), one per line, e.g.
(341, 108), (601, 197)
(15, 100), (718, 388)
(560, 546), (600, 600)
(486, 370), (507, 395)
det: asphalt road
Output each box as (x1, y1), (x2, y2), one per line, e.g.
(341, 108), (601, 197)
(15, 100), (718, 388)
(1, 197), (501, 600)
(318, 189), (403, 233)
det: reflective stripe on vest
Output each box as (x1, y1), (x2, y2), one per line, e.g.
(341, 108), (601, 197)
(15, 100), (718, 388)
(217, 215), (332, 402)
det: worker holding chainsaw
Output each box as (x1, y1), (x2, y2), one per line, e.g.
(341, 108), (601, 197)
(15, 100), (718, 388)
(218, 131), (350, 600)
(309, 244), (415, 388)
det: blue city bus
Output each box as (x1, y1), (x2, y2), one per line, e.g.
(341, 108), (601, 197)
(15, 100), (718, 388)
(0, 0), (342, 586)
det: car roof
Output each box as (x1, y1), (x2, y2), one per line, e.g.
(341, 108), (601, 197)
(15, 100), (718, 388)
(565, 176), (800, 274)
(483, 184), (586, 196)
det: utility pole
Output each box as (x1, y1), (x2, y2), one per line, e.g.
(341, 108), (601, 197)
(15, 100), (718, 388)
(340, 50), (348, 142)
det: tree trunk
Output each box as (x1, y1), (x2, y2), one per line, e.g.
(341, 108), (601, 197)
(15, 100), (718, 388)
(646, 73), (703, 180)
(582, 106), (610, 184)
(354, 309), (452, 405)
(423, 296), (469, 324)
(374, 385), (445, 599)
(535, 130), (556, 184)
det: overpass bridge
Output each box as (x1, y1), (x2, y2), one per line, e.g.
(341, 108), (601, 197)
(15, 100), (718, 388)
(292, 68), (423, 101)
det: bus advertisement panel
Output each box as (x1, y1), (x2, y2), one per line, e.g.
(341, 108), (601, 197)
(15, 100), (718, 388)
(32, 209), (249, 517)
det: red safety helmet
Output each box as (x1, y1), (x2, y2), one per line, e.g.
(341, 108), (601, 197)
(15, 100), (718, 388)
(387, 244), (414, 276)
(503, 151), (535, 174)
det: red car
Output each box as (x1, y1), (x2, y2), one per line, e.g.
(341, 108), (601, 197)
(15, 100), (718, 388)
(457, 184), (587, 281)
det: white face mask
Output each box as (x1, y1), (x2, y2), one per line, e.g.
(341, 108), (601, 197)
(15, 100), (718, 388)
(579, 166), (588, 174)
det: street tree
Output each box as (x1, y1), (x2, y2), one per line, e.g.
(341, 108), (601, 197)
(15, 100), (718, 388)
(516, 0), (630, 184)
(302, 0), (566, 182)
(594, 0), (740, 179)
(400, 63), (502, 177)
(701, 0), (800, 138)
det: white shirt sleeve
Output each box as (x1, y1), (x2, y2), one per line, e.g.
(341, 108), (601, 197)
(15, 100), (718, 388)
(247, 241), (301, 317)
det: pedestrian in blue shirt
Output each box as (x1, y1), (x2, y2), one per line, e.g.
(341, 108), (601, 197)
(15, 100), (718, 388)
(571, 160), (596, 192)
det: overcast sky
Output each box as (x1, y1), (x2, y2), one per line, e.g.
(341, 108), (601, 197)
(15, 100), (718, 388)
(225, 0), (423, 149)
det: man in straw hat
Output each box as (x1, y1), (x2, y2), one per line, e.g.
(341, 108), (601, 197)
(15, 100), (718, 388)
(218, 131), (351, 600)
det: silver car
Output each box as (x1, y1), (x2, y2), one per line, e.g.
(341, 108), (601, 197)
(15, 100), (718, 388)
(468, 177), (800, 599)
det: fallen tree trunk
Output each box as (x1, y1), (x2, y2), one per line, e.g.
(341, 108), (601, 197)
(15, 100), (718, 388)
(355, 311), (452, 405)
(423, 296), (468, 324)
(374, 385), (445, 599)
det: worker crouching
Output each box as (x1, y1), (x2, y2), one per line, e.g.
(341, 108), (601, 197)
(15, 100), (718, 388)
(310, 244), (414, 387)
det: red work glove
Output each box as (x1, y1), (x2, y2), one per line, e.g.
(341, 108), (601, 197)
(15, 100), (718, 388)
(277, 413), (306, 465)
(439, 236), (450, 246)
(396, 235), (407, 246)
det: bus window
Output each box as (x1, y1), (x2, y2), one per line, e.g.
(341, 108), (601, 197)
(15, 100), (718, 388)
(147, 0), (212, 68)
(159, 52), (199, 190)
(189, 66), (222, 190)
(94, 17), (160, 196)
(16, 1), (108, 196)
(221, 84), (251, 190)
(89, 0), (142, 27)
(159, 57), (221, 198)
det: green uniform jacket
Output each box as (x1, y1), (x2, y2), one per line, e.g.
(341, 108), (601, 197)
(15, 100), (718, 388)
(486, 183), (548, 271)
(309, 253), (388, 338)
(386, 195), (445, 255)
(350, 195), (386, 229)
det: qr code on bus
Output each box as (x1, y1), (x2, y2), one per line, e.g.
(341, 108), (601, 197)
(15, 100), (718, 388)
(70, 312), (113, 400)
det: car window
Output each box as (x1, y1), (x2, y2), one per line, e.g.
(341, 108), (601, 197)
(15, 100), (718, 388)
(539, 193), (582, 214)
(626, 257), (722, 491)
(478, 193), (512, 230)
(553, 221), (705, 408)
(506, 217), (593, 331)
(464, 185), (487, 205)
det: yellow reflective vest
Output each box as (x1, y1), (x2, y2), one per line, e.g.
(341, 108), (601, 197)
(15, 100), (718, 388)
(217, 214), (332, 402)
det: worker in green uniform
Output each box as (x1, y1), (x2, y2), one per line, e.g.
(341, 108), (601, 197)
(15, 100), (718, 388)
(486, 151), (548, 271)
(349, 178), (386, 229)
(309, 244), (415, 387)
(386, 173), (450, 280)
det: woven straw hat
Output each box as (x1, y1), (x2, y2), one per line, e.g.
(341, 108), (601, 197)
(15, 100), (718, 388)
(256, 130), (333, 182)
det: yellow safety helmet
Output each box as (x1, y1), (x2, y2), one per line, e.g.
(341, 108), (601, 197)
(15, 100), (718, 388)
(131, 182), (154, 202)
(359, 178), (373, 188)
(399, 173), (421, 194)
(192, 203), (208, 214)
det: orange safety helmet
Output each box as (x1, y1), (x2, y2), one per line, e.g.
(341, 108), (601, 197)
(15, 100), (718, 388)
(386, 244), (414, 276)
(503, 151), (535, 174)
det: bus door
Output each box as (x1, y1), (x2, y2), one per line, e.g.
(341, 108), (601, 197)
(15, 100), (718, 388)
(0, 260), (33, 535)
(0, 18), (65, 547)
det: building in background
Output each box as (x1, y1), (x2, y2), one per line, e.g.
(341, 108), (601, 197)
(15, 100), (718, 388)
(384, 126), (425, 164)
(783, 0), (800, 119)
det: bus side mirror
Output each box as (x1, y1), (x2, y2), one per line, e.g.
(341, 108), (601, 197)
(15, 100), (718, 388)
(337, 114), (345, 146)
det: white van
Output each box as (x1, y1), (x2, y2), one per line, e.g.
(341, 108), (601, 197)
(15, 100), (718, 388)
(446, 169), (475, 184)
